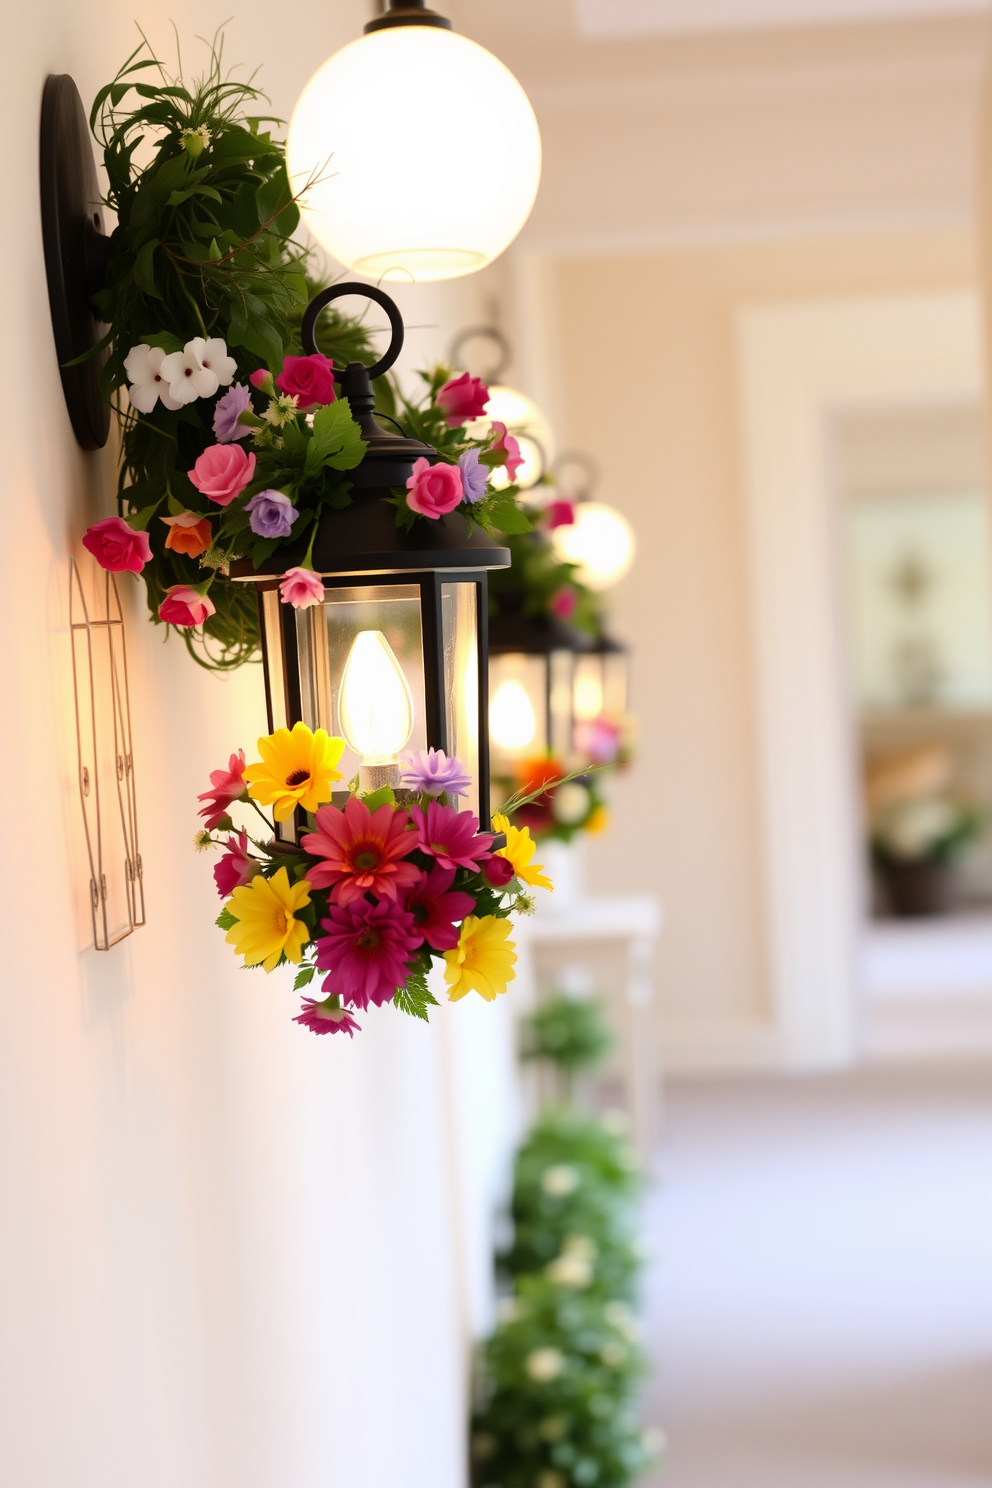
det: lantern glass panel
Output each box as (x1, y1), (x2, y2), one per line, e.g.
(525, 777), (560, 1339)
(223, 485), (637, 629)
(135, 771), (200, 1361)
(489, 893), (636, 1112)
(296, 583), (429, 785)
(603, 651), (629, 716)
(549, 649), (576, 758)
(489, 652), (547, 775)
(573, 654), (606, 724)
(441, 581), (481, 819)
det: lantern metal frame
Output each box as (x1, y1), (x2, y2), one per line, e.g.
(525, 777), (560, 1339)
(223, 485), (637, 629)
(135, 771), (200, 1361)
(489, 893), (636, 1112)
(232, 282), (510, 836)
(488, 610), (596, 776)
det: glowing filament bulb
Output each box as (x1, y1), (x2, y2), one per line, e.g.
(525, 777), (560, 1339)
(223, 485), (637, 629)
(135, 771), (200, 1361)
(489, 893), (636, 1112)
(490, 680), (537, 751)
(338, 630), (414, 763)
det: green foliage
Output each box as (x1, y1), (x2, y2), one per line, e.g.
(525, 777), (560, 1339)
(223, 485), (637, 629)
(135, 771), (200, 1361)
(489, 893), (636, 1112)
(393, 956), (441, 1022)
(489, 529), (602, 637)
(472, 1110), (652, 1487)
(504, 1111), (642, 1301)
(92, 38), (378, 669)
(215, 904), (237, 931)
(521, 994), (613, 1075)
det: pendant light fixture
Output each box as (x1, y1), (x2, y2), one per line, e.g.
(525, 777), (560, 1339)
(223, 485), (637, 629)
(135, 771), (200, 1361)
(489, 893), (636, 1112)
(287, 2), (542, 282)
(488, 612), (594, 784)
(231, 283), (510, 832)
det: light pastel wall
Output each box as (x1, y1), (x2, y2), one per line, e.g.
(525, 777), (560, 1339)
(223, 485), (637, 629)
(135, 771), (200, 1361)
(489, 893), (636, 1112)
(525, 230), (976, 1063)
(1, 4), (518, 1484)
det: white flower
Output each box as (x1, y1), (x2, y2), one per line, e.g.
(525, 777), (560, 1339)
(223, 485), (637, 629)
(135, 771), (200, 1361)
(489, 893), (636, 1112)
(123, 343), (183, 413)
(541, 1164), (579, 1197)
(262, 393), (300, 428)
(600, 1108), (628, 1136)
(604, 1301), (640, 1341)
(553, 781), (590, 824)
(526, 1347), (565, 1383)
(496, 1296), (519, 1325)
(546, 1252), (592, 1287)
(562, 1235), (596, 1261)
(159, 337), (237, 405)
(601, 1340), (627, 1367)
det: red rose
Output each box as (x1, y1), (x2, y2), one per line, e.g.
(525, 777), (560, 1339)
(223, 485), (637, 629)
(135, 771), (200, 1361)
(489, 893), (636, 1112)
(436, 372), (490, 428)
(275, 354), (336, 412)
(82, 516), (152, 573)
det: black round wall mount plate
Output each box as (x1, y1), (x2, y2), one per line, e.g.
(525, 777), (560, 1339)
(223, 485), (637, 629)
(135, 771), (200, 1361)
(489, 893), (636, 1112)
(40, 74), (111, 451)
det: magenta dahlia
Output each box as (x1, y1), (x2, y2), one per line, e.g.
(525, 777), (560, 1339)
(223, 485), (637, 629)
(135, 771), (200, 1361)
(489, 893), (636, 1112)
(293, 996), (362, 1038)
(315, 897), (422, 1010)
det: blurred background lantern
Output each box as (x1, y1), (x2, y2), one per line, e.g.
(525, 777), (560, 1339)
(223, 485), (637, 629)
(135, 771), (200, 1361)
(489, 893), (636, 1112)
(450, 325), (556, 490)
(232, 284), (509, 834)
(488, 610), (593, 784)
(549, 451), (636, 591)
(287, 2), (541, 282)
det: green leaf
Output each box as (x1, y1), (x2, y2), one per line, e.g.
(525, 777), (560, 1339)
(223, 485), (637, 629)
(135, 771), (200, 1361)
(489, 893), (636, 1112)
(361, 785), (396, 810)
(488, 493), (533, 534)
(125, 500), (161, 531)
(393, 965), (440, 1023)
(216, 905), (237, 932)
(167, 183), (223, 207)
(133, 237), (161, 299)
(293, 963), (317, 991)
(139, 330), (183, 354)
(304, 399), (366, 475)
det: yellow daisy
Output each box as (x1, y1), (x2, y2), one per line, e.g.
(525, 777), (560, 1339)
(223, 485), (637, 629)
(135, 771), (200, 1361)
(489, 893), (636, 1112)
(492, 814), (554, 891)
(585, 805), (610, 836)
(225, 867), (312, 972)
(244, 721), (345, 822)
(444, 915), (517, 1002)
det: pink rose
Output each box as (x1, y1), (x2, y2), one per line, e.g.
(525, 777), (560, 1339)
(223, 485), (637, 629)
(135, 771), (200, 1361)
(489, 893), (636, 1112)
(249, 368), (274, 395)
(158, 585), (216, 628)
(545, 500), (575, 530)
(275, 354), (336, 412)
(279, 568), (325, 609)
(488, 422), (524, 484)
(82, 516), (152, 573)
(550, 586), (577, 620)
(436, 372), (490, 428)
(405, 458), (463, 520)
(188, 444), (256, 507)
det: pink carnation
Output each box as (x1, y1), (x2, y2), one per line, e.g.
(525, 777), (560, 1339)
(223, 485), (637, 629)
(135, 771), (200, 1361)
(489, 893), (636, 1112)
(488, 422), (524, 484)
(436, 371), (490, 428)
(213, 831), (257, 897)
(188, 443), (256, 507)
(279, 568), (325, 609)
(158, 585), (216, 628)
(275, 354), (336, 411)
(405, 458), (463, 519)
(316, 897), (422, 1011)
(409, 801), (494, 873)
(198, 749), (247, 830)
(82, 517), (152, 573)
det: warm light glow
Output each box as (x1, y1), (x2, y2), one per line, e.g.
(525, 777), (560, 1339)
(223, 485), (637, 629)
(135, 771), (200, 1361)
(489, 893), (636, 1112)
(287, 28), (541, 282)
(490, 679), (537, 750)
(338, 630), (414, 761)
(574, 669), (604, 722)
(465, 385), (555, 490)
(552, 503), (635, 591)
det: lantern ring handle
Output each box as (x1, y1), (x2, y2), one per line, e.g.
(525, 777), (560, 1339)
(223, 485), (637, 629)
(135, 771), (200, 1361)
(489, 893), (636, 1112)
(301, 282), (405, 379)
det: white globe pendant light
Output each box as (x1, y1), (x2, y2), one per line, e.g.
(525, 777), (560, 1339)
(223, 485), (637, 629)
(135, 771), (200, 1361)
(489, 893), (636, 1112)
(552, 502), (635, 591)
(287, 3), (542, 283)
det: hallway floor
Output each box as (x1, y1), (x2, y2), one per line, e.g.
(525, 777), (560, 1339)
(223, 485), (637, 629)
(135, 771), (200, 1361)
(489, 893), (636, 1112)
(639, 1064), (992, 1487)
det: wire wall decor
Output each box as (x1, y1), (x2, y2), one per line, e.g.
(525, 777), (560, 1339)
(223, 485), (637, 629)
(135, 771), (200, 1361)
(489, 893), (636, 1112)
(69, 557), (144, 949)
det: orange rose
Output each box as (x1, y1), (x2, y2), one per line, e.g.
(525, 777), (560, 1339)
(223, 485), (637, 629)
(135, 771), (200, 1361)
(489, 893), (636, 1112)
(161, 511), (212, 557)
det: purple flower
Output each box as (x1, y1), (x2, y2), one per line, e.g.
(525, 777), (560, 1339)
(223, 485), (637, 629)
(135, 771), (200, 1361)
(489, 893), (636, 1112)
(213, 382), (253, 443)
(400, 748), (473, 799)
(245, 489), (299, 538)
(458, 448), (488, 503)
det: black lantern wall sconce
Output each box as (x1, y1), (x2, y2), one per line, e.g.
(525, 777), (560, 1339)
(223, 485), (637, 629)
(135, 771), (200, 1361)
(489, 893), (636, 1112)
(231, 283), (510, 836)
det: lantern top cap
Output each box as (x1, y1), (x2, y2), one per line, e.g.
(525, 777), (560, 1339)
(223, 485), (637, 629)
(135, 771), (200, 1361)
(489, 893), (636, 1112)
(365, 1), (452, 32)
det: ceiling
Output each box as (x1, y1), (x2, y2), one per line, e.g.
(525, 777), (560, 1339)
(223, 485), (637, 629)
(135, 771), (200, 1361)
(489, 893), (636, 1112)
(574, 0), (991, 39)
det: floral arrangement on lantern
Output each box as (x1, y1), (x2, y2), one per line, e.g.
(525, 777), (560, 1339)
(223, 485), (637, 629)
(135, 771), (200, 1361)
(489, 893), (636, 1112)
(79, 43), (532, 666)
(487, 505), (635, 844)
(196, 724), (553, 1038)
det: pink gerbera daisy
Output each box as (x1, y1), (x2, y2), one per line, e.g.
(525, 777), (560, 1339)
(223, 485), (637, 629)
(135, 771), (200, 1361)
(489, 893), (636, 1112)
(300, 795), (420, 904)
(409, 801), (494, 873)
(198, 749), (247, 829)
(316, 897), (422, 1010)
(405, 866), (476, 951)
(293, 995), (362, 1038)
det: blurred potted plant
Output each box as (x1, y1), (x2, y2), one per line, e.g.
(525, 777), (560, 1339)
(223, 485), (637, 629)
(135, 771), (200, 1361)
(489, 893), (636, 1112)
(869, 794), (984, 918)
